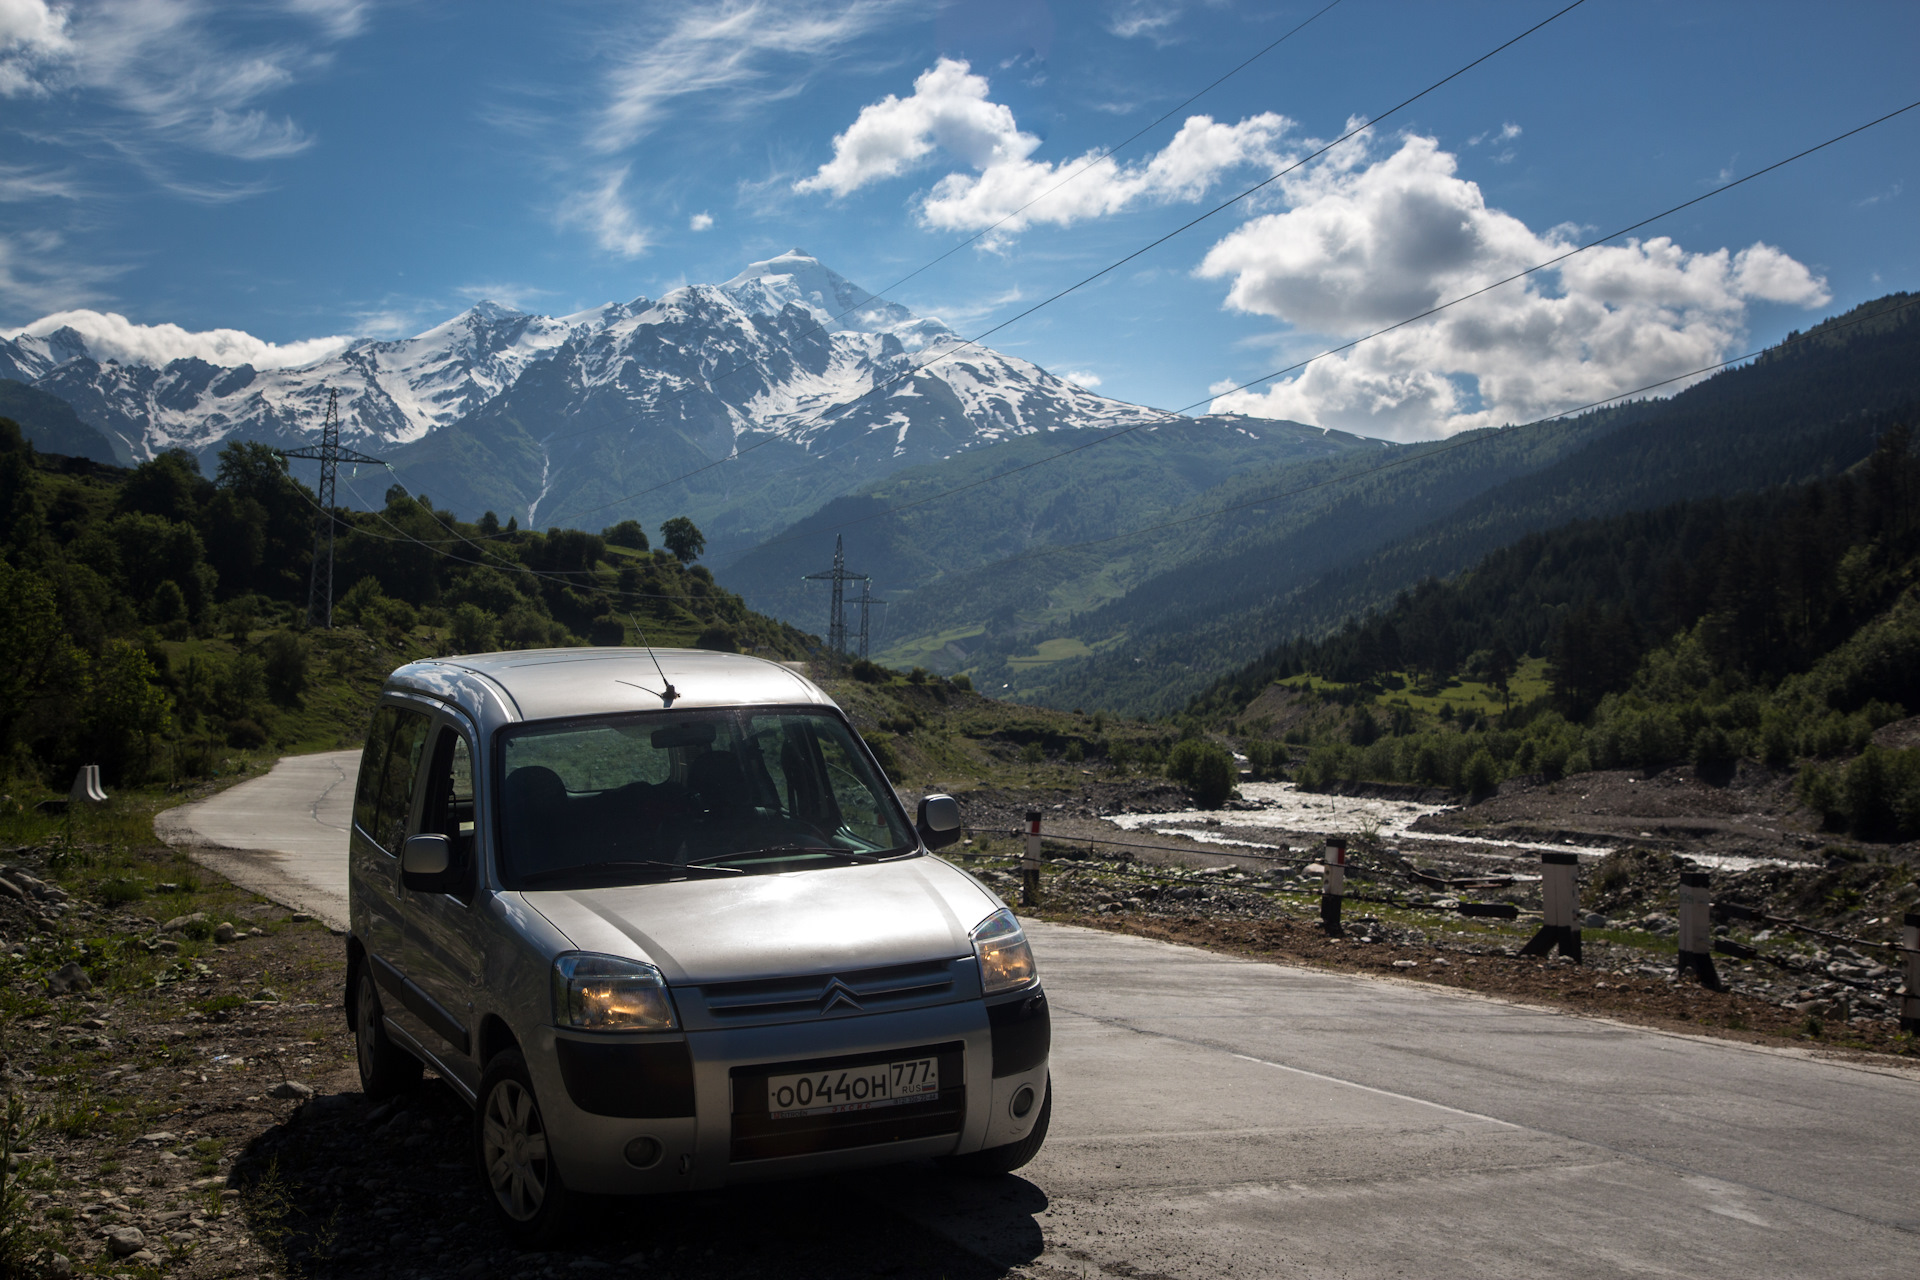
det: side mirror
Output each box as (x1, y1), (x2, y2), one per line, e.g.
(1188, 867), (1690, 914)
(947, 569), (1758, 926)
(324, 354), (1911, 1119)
(401, 833), (454, 893)
(916, 794), (963, 850)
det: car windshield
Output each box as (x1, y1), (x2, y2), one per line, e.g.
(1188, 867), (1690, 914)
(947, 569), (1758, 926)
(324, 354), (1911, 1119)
(496, 707), (917, 889)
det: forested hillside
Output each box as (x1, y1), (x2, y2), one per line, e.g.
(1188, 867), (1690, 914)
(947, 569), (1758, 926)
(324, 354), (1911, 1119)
(1193, 425), (1920, 841)
(1032, 294), (1920, 715)
(0, 420), (811, 788)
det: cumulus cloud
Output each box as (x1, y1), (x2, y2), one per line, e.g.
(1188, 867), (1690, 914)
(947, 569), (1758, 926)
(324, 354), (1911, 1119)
(560, 167), (652, 258)
(1200, 133), (1829, 440)
(689, 211), (713, 231)
(1057, 369), (1102, 388)
(4, 308), (352, 369)
(795, 58), (1291, 243)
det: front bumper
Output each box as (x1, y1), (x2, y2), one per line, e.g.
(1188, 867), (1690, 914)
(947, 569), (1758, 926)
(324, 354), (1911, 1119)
(529, 987), (1049, 1194)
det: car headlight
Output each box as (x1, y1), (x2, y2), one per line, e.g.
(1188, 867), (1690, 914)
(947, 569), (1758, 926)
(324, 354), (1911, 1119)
(971, 908), (1037, 995)
(551, 953), (677, 1031)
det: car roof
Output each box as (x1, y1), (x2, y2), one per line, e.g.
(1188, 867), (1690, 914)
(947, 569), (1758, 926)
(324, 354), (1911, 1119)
(385, 648), (833, 725)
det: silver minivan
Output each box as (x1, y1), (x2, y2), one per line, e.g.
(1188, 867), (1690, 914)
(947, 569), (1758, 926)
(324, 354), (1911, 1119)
(344, 648), (1050, 1235)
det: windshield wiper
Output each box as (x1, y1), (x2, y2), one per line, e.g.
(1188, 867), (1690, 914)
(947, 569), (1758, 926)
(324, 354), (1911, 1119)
(690, 845), (878, 865)
(517, 859), (743, 887)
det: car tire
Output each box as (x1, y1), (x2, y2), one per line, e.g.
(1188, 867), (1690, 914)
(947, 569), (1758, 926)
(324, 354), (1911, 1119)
(477, 1049), (572, 1240)
(354, 966), (422, 1101)
(941, 1075), (1050, 1175)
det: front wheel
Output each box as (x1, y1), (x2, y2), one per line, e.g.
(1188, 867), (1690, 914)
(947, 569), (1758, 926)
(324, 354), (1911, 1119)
(477, 1049), (572, 1240)
(942, 1076), (1051, 1175)
(354, 965), (421, 1101)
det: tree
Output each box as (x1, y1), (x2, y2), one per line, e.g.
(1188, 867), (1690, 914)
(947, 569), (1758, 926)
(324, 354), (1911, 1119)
(450, 602), (498, 653)
(603, 520), (649, 551)
(260, 631), (309, 705)
(660, 516), (705, 564)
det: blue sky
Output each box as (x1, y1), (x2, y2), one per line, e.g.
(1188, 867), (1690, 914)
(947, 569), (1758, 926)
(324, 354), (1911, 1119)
(2, 0), (1915, 440)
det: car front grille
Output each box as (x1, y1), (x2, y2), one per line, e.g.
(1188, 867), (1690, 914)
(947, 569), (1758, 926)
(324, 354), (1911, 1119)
(684, 957), (969, 1028)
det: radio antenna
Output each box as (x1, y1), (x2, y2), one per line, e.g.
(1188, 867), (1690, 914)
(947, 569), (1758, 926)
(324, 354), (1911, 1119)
(620, 612), (678, 706)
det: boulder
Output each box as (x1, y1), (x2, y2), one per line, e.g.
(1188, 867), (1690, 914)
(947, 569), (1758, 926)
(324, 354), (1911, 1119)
(46, 962), (91, 995)
(161, 912), (208, 933)
(269, 1080), (314, 1101)
(105, 1226), (145, 1257)
(213, 921), (238, 943)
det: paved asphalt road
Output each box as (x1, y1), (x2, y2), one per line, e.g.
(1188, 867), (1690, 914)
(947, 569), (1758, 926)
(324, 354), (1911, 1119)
(161, 752), (1920, 1278)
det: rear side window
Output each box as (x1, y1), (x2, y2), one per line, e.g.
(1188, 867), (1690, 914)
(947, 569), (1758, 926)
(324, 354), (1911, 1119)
(353, 704), (432, 853)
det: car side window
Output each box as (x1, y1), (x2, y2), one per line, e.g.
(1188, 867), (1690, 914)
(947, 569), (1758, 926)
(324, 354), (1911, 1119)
(352, 707), (398, 836)
(370, 707), (432, 855)
(417, 727), (477, 901)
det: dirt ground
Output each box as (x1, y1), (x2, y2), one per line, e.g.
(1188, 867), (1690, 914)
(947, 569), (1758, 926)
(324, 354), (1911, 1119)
(945, 771), (1919, 1062)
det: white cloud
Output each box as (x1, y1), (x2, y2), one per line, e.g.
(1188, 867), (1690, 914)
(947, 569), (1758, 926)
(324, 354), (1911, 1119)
(795, 58), (1292, 244)
(0, 162), (81, 201)
(592, 0), (911, 151)
(1108, 2), (1182, 41)
(560, 167), (652, 258)
(0, 0), (70, 96)
(0, 228), (124, 322)
(689, 211), (713, 231)
(1200, 133), (1830, 440)
(1057, 369), (1102, 388)
(6, 0), (366, 161)
(4, 308), (352, 369)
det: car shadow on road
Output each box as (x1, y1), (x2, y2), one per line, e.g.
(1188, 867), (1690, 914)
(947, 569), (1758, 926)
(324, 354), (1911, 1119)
(228, 1080), (1046, 1279)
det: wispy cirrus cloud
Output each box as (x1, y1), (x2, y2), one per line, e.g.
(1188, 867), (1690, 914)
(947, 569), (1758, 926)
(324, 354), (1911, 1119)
(0, 229), (128, 326)
(8, 0), (369, 163)
(591, 0), (913, 152)
(559, 166), (653, 258)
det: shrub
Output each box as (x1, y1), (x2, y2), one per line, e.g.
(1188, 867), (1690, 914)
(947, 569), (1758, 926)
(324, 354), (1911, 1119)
(259, 630), (308, 705)
(950, 674), (973, 692)
(694, 625), (738, 652)
(603, 519), (649, 551)
(449, 602), (497, 653)
(1461, 749), (1499, 798)
(226, 718), (269, 749)
(1168, 739), (1237, 808)
(1020, 742), (1045, 764)
(847, 658), (887, 683)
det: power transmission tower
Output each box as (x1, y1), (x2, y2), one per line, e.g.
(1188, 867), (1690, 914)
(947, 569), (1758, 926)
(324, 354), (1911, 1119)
(856, 579), (887, 659)
(281, 389), (384, 629)
(801, 535), (868, 657)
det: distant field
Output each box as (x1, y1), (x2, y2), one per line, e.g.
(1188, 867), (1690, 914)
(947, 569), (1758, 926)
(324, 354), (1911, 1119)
(1273, 656), (1552, 717)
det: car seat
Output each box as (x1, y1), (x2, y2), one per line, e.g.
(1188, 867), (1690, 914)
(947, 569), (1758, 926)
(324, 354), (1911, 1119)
(504, 765), (568, 872)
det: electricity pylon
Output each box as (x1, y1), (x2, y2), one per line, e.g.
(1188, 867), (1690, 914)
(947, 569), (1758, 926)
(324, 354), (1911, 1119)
(281, 389), (384, 628)
(856, 579), (887, 659)
(802, 535), (868, 657)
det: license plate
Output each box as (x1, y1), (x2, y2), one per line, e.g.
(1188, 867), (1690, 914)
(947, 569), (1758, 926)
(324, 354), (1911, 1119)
(765, 1057), (939, 1119)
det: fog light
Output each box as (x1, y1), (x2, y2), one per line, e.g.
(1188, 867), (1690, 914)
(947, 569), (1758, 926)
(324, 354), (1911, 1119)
(1009, 1086), (1036, 1119)
(623, 1136), (664, 1169)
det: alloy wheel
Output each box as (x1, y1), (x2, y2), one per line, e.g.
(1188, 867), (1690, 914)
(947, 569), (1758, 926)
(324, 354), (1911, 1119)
(482, 1078), (550, 1220)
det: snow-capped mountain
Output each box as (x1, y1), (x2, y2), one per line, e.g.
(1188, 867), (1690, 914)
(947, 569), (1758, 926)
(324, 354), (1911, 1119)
(0, 251), (1173, 543)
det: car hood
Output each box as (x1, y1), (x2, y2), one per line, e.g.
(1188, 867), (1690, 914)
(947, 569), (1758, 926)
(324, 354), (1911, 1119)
(516, 856), (1000, 985)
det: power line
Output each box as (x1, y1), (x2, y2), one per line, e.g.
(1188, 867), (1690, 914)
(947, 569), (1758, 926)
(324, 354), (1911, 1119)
(733, 95), (1920, 553)
(914, 295), (1920, 573)
(548, 0), (1592, 528)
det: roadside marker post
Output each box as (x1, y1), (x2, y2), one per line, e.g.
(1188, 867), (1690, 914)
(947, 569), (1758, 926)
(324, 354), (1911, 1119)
(1320, 838), (1346, 937)
(1022, 810), (1042, 907)
(1676, 870), (1724, 990)
(69, 764), (107, 807)
(1903, 911), (1920, 1034)
(1520, 851), (1582, 961)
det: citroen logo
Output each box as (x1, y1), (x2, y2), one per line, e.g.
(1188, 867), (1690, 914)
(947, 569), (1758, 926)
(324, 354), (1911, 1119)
(820, 978), (863, 1014)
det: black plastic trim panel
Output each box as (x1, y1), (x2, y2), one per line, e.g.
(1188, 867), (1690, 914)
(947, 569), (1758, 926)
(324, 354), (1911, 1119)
(369, 953), (471, 1056)
(554, 1038), (697, 1118)
(987, 987), (1049, 1078)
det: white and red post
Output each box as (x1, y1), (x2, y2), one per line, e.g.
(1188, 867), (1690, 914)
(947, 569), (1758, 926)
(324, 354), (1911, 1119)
(1676, 869), (1724, 990)
(1320, 837), (1347, 936)
(1520, 851), (1582, 961)
(1022, 810), (1042, 907)
(1902, 910), (1919, 1035)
